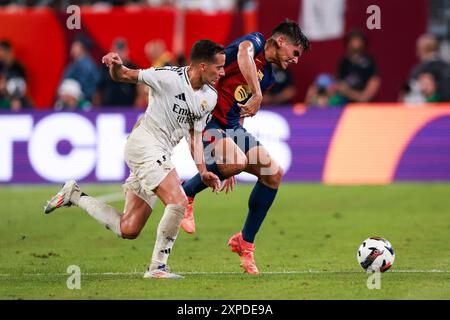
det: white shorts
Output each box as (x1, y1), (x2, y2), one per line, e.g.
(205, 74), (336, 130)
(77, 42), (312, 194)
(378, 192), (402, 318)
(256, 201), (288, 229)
(122, 124), (175, 209)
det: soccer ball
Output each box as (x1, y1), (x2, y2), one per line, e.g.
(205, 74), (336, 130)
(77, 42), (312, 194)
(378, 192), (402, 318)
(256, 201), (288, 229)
(357, 237), (395, 272)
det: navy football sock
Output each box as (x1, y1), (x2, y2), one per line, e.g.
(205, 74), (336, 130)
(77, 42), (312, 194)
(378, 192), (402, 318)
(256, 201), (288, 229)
(242, 181), (278, 243)
(183, 162), (224, 198)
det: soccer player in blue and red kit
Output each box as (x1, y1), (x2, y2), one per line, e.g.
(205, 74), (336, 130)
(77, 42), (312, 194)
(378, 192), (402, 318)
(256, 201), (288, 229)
(181, 20), (310, 274)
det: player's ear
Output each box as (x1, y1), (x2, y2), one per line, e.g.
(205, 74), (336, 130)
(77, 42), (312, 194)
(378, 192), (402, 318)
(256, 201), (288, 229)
(277, 35), (286, 47)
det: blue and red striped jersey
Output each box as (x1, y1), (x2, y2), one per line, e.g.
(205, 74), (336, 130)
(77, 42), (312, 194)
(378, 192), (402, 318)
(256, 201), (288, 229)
(212, 32), (275, 128)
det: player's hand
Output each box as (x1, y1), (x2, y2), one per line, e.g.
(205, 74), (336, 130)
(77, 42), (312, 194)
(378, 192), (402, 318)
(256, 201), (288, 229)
(102, 52), (123, 68)
(239, 94), (262, 118)
(200, 171), (221, 194)
(220, 176), (236, 194)
(336, 81), (350, 95)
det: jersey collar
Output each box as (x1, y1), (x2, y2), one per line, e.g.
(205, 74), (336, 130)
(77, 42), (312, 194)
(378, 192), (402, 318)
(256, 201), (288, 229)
(183, 66), (193, 88)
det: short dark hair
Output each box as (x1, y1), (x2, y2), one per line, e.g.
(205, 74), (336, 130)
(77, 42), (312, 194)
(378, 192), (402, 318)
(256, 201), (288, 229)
(0, 40), (12, 51)
(271, 19), (310, 52)
(75, 34), (93, 50)
(345, 29), (367, 46)
(190, 40), (225, 64)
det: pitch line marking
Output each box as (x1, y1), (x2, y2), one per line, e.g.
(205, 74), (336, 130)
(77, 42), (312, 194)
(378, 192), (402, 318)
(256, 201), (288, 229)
(96, 192), (124, 203)
(2, 269), (447, 277)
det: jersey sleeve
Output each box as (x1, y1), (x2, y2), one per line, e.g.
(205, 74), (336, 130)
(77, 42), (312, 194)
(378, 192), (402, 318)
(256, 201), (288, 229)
(193, 112), (212, 133)
(224, 32), (266, 66)
(138, 67), (172, 91)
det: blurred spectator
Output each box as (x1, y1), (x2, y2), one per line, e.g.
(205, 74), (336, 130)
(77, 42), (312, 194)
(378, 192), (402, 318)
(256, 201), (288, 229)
(262, 65), (296, 106)
(401, 72), (440, 104)
(418, 72), (439, 103)
(0, 72), (32, 111)
(305, 73), (346, 108)
(98, 38), (137, 106)
(144, 39), (175, 67)
(0, 73), (10, 110)
(146, 0), (236, 12)
(6, 77), (32, 110)
(409, 34), (450, 102)
(63, 34), (101, 101)
(0, 40), (26, 81)
(146, 0), (175, 6)
(440, 36), (450, 65)
(175, 53), (187, 67)
(54, 78), (91, 111)
(137, 38), (175, 109)
(336, 30), (380, 103)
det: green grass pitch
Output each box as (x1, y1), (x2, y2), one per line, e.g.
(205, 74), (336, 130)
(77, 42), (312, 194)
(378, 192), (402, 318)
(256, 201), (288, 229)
(0, 183), (449, 300)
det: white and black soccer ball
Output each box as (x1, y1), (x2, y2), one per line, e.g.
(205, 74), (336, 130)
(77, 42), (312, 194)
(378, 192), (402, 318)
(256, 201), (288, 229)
(357, 237), (395, 272)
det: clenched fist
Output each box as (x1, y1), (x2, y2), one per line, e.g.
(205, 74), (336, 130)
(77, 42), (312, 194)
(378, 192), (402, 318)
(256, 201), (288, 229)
(102, 52), (123, 68)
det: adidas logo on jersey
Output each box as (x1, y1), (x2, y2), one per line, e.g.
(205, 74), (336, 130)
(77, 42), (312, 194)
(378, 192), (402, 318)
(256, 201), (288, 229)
(175, 93), (186, 102)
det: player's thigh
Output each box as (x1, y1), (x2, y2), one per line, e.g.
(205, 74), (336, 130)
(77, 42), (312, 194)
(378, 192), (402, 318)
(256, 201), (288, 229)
(121, 190), (153, 238)
(245, 145), (283, 186)
(214, 137), (247, 166)
(154, 169), (188, 208)
(209, 137), (247, 177)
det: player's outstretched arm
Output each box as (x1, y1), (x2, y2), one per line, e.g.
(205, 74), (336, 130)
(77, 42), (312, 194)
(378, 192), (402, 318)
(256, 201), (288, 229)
(102, 52), (139, 84)
(189, 129), (221, 193)
(237, 41), (262, 118)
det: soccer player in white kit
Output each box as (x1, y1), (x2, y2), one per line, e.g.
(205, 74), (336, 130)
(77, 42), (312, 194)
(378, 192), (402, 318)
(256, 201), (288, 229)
(44, 40), (226, 278)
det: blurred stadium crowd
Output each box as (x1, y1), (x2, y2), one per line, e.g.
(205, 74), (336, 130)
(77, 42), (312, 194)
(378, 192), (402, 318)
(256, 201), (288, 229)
(0, 0), (247, 11)
(1, 0), (450, 111)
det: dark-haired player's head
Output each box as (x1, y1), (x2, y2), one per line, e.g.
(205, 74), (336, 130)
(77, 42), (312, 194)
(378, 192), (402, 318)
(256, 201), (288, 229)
(0, 40), (13, 63)
(190, 39), (226, 86)
(345, 30), (367, 58)
(267, 19), (310, 69)
(0, 40), (12, 51)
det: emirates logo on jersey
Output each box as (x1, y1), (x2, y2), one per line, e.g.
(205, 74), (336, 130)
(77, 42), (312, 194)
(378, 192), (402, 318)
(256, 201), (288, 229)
(172, 103), (201, 125)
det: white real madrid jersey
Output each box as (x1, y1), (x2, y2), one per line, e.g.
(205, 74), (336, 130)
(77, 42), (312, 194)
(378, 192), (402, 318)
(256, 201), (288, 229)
(137, 66), (217, 148)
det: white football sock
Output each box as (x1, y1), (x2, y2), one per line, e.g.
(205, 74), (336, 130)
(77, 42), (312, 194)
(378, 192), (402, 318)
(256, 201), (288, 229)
(149, 204), (185, 270)
(70, 191), (122, 237)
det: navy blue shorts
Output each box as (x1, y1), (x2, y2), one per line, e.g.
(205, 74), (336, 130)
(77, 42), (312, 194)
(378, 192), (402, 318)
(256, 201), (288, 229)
(202, 117), (261, 163)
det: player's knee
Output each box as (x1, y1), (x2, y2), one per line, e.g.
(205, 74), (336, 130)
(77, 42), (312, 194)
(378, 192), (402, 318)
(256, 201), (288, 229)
(121, 230), (140, 240)
(236, 151), (248, 170)
(235, 157), (248, 173)
(218, 162), (246, 178)
(120, 221), (141, 240)
(261, 166), (284, 188)
(174, 196), (188, 209)
(273, 166), (284, 185)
